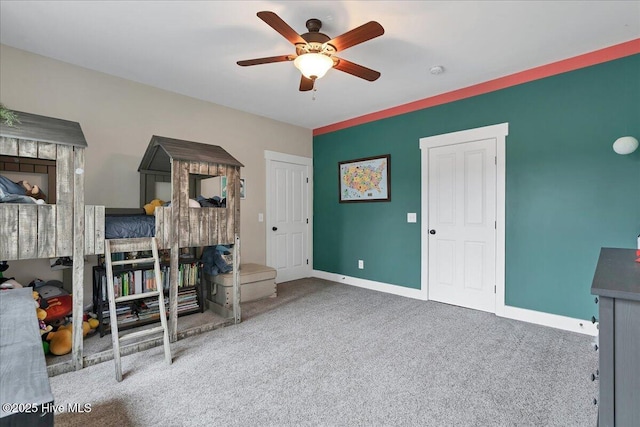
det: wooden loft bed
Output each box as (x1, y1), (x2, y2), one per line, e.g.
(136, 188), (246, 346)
(0, 110), (105, 371)
(134, 135), (244, 340)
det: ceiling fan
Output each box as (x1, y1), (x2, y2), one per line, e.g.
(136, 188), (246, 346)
(237, 11), (384, 91)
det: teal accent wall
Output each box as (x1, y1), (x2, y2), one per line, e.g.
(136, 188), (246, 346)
(313, 54), (640, 320)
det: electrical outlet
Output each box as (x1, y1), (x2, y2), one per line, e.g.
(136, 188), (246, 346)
(358, 260), (364, 269)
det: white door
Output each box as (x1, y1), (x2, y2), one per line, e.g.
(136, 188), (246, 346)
(266, 154), (311, 283)
(427, 138), (496, 313)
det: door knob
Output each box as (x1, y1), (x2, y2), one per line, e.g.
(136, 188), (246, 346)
(429, 229), (436, 235)
(272, 227), (278, 231)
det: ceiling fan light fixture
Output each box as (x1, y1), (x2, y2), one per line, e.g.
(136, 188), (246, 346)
(294, 53), (334, 80)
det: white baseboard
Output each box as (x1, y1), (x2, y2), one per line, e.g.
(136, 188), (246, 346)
(311, 270), (426, 300)
(311, 269), (598, 336)
(499, 305), (598, 336)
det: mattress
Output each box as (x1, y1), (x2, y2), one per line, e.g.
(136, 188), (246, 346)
(104, 215), (155, 239)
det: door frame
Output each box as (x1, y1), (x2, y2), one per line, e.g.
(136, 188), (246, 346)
(264, 150), (313, 282)
(419, 123), (508, 316)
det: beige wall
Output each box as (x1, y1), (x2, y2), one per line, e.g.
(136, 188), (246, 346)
(0, 44), (312, 305)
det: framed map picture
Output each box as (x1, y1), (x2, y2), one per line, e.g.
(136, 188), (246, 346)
(339, 154), (391, 203)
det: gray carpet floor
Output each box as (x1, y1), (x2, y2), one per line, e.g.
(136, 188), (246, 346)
(50, 278), (599, 427)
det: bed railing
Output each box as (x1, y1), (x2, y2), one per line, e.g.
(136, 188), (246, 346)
(0, 204), (105, 260)
(154, 207), (233, 249)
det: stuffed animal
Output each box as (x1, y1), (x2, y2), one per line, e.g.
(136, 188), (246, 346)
(59, 321), (92, 337)
(44, 294), (73, 323)
(18, 180), (46, 201)
(46, 328), (72, 356)
(0, 278), (22, 290)
(0, 175), (46, 204)
(144, 199), (164, 215)
(32, 291), (53, 336)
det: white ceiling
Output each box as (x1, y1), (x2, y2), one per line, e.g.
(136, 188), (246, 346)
(1, 1), (638, 130)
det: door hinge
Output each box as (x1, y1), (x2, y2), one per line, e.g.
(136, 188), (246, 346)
(306, 218), (309, 224)
(494, 285), (496, 293)
(494, 220), (497, 229)
(494, 156), (497, 165)
(306, 177), (309, 183)
(306, 259), (309, 265)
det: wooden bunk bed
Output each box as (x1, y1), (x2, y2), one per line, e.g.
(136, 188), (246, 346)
(2, 112), (243, 373)
(130, 135), (244, 340)
(0, 111), (105, 371)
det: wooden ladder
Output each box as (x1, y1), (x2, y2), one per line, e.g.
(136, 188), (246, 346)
(104, 237), (172, 382)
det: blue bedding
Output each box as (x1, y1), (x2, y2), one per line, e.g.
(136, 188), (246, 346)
(105, 215), (155, 239)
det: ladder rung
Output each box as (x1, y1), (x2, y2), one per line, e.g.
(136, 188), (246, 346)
(119, 325), (165, 342)
(115, 291), (161, 303)
(111, 257), (156, 266)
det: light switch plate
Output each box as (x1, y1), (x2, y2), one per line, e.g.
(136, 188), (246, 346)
(407, 213), (417, 223)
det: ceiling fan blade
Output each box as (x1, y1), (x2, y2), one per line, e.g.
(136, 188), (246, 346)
(237, 55), (294, 66)
(257, 11), (306, 45)
(326, 21), (384, 52)
(299, 76), (314, 91)
(334, 58), (381, 81)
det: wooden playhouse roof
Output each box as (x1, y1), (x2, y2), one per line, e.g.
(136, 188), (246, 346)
(138, 135), (243, 174)
(0, 110), (88, 147)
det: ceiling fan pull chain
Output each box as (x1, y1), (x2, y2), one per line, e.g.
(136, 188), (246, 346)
(312, 87), (317, 101)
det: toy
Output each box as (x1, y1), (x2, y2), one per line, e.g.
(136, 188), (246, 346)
(32, 291), (53, 336)
(46, 328), (72, 356)
(0, 278), (22, 290)
(59, 320), (92, 337)
(0, 175), (46, 204)
(44, 294), (73, 322)
(144, 198), (164, 215)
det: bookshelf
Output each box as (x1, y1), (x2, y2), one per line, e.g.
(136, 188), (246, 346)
(92, 251), (204, 337)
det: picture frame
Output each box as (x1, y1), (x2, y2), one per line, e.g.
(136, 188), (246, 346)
(221, 177), (246, 200)
(338, 154), (391, 203)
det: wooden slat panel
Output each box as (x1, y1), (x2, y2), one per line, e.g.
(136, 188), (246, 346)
(155, 207), (164, 248)
(0, 137), (18, 156)
(0, 205), (19, 260)
(72, 147), (85, 370)
(19, 163), (34, 173)
(56, 145), (73, 206)
(18, 204), (38, 259)
(56, 145), (73, 256)
(169, 160), (181, 340)
(208, 207), (218, 246)
(188, 161), (200, 174)
(199, 208), (209, 246)
(163, 207), (171, 249)
(219, 209), (228, 244)
(226, 166), (238, 242)
(189, 208), (200, 246)
(176, 161), (190, 248)
(199, 161), (209, 175)
(93, 205), (105, 255)
(38, 142), (57, 160)
(18, 139), (38, 158)
(234, 167), (241, 237)
(37, 205), (56, 258)
(3, 163), (19, 172)
(34, 165), (47, 174)
(85, 205), (95, 255)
